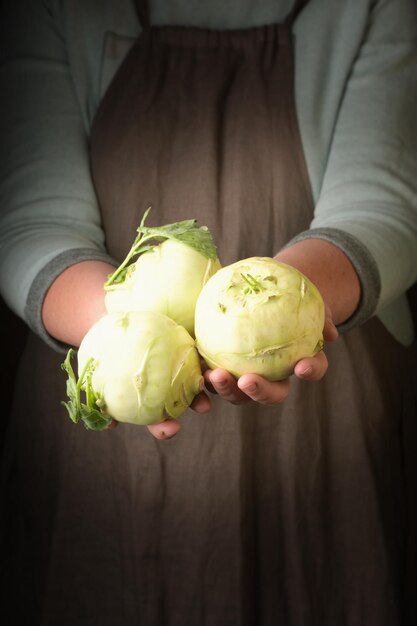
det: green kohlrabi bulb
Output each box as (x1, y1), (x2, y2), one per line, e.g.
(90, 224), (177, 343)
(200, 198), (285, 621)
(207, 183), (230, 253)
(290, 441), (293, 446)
(194, 257), (325, 381)
(105, 239), (221, 336)
(62, 311), (203, 429)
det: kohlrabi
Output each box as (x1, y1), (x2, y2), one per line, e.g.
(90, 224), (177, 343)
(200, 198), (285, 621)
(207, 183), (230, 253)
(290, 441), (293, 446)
(61, 310), (203, 429)
(104, 209), (221, 336)
(194, 257), (325, 381)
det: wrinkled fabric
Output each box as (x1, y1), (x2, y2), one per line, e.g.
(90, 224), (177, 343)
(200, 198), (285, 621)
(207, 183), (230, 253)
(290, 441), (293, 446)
(1, 0), (416, 624)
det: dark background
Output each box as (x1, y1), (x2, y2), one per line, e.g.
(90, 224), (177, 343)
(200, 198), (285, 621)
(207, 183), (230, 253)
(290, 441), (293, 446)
(0, 298), (27, 444)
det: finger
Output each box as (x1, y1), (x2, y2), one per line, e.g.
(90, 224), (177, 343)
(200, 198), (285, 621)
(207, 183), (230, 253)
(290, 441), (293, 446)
(293, 350), (329, 381)
(205, 368), (251, 405)
(106, 419), (118, 430)
(190, 391), (212, 413)
(147, 418), (181, 440)
(237, 373), (290, 405)
(323, 307), (338, 342)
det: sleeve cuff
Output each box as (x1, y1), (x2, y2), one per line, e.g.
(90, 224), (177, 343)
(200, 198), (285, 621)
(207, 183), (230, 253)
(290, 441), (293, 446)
(284, 227), (381, 333)
(24, 248), (117, 352)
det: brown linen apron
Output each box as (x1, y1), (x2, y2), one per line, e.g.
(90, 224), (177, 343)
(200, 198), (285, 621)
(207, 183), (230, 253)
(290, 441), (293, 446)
(90, 2), (313, 265)
(1, 1), (417, 625)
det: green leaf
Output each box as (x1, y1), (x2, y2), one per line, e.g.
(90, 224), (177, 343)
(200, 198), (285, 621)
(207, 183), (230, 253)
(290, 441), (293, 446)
(79, 405), (113, 431)
(61, 350), (113, 431)
(105, 207), (218, 288)
(61, 398), (79, 424)
(137, 218), (218, 259)
(65, 375), (78, 405)
(61, 349), (81, 423)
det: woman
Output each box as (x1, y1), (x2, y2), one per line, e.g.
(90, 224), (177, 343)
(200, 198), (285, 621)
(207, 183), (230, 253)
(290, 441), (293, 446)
(1, 0), (417, 624)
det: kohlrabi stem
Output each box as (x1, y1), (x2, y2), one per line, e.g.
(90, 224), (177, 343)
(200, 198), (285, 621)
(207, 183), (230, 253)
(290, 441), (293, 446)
(241, 273), (265, 294)
(104, 207), (218, 289)
(104, 232), (154, 287)
(104, 208), (152, 287)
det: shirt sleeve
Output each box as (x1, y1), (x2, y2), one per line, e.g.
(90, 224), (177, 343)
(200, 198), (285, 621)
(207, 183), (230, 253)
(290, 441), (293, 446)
(0, 0), (115, 343)
(290, 0), (417, 329)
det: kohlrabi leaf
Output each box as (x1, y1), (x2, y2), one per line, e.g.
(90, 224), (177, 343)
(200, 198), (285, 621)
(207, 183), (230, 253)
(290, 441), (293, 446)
(79, 405), (113, 431)
(105, 207), (218, 288)
(61, 349), (81, 423)
(61, 349), (112, 431)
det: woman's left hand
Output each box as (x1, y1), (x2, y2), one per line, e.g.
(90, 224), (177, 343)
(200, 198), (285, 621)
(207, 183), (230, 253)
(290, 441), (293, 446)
(204, 308), (337, 405)
(147, 308), (338, 438)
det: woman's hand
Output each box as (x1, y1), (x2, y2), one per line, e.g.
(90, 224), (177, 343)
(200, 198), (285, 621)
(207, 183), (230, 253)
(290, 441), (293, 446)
(146, 308), (338, 439)
(203, 309), (337, 406)
(146, 391), (211, 439)
(104, 386), (211, 439)
(200, 236), (357, 409)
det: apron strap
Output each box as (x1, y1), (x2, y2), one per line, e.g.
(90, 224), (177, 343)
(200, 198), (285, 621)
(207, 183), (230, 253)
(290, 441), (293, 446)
(285, 0), (312, 26)
(133, 0), (151, 29)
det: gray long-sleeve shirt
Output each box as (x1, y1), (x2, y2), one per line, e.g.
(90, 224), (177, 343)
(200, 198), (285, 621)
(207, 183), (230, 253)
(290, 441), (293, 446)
(1, 0), (417, 347)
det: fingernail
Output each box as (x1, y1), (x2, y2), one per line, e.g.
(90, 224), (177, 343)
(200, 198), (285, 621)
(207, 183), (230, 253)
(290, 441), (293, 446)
(299, 366), (313, 377)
